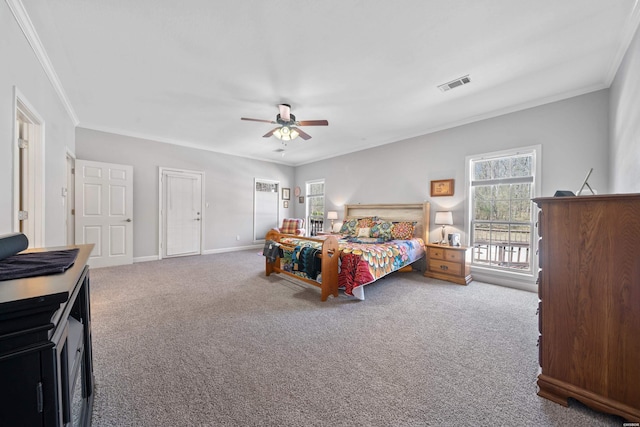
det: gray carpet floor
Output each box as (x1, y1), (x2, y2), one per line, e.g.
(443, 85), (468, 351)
(88, 250), (623, 426)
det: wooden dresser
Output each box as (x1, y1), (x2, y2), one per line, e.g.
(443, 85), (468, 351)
(423, 244), (472, 285)
(533, 194), (640, 422)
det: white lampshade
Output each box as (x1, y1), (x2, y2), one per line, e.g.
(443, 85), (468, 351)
(327, 211), (338, 220)
(435, 211), (453, 225)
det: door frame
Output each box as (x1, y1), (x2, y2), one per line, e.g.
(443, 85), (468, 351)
(13, 86), (45, 247)
(158, 167), (205, 260)
(65, 149), (76, 245)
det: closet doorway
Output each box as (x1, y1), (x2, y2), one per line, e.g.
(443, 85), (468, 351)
(159, 168), (204, 259)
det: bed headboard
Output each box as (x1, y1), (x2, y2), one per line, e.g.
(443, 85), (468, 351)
(343, 202), (430, 242)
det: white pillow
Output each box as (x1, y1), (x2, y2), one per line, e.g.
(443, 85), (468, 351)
(332, 222), (343, 233)
(357, 227), (371, 238)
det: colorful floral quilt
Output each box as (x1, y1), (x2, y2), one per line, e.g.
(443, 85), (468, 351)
(279, 236), (425, 298)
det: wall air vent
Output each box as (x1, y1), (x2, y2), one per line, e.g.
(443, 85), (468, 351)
(438, 75), (471, 92)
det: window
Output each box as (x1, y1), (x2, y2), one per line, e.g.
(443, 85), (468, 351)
(468, 148), (538, 275)
(254, 179), (279, 242)
(305, 180), (324, 236)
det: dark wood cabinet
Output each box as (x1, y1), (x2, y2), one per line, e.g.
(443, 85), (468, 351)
(533, 194), (640, 422)
(0, 244), (94, 426)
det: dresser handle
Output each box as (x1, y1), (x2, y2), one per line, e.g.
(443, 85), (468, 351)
(440, 265), (448, 271)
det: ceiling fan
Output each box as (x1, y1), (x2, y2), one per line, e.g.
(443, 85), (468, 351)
(241, 104), (328, 141)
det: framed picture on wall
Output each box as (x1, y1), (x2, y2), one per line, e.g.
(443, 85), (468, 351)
(299, 196), (304, 203)
(282, 188), (290, 200)
(430, 179), (455, 197)
(283, 201), (288, 208)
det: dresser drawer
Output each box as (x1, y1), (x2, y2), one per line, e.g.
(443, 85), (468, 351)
(429, 259), (462, 276)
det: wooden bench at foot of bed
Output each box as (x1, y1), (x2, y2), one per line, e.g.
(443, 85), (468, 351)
(264, 229), (340, 301)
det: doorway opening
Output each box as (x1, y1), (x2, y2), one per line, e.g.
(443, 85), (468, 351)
(66, 152), (75, 245)
(13, 89), (44, 248)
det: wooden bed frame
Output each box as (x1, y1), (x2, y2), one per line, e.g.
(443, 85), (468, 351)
(265, 202), (430, 301)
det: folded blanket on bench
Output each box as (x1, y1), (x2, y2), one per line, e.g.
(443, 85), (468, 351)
(0, 249), (80, 281)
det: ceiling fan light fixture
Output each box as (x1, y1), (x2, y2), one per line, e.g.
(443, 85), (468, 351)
(273, 126), (299, 141)
(242, 104), (327, 140)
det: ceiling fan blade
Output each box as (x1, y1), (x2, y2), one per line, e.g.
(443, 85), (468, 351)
(241, 117), (276, 124)
(292, 127), (312, 140)
(263, 127), (280, 138)
(297, 120), (329, 126)
(278, 104), (291, 122)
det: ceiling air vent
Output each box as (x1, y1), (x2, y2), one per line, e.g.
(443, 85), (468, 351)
(438, 75), (471, 92)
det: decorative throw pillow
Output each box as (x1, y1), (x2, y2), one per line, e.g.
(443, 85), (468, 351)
(391, 221), (416, 240)
(281, 218), (302, 234)
(370, 220), (394, 241)
(357, 217), (376, 228)
(357, 227), (371, 238)
(339, 219), (359, 236)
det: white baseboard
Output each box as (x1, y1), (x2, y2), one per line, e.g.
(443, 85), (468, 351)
(203, 244), (262, 255)
(471, 268), (537, 293)
(133, 245), (262, 263)
(133, 255), (159, 263)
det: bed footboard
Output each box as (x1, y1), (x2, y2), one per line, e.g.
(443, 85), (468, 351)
(264, 229), (340, 301)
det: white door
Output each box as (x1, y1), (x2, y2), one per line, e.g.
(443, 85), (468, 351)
(160, 169), (203, 258)
(75, 160), (133, 267)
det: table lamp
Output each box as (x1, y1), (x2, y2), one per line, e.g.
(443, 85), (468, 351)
(435, 211), (453, 244)
(327, 211), (338, 230)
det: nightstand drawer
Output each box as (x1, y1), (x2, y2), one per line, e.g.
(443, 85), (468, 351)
(443, 249), (463, 262)
(430, 247), (445, 260)
(429, 259), (462, 276)
(430, 247), (463, 262)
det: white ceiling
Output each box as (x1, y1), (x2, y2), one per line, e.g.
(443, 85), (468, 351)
(21, 0), (640, 166)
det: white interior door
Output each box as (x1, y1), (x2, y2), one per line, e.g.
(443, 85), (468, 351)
(160, 169), (203, 258)
(75, 160), (133, 267)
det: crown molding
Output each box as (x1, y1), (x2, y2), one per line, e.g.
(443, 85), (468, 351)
(6, 0), (79, 125)
(78, 123), (294, 167)
(605, 0), (640, 86)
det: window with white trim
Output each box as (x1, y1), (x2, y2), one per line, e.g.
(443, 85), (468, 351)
(305, 179), (325, 236)
(468, 149), (537, 275)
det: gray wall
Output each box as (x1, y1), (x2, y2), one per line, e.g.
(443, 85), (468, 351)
(0, 3), (77, 245)
(75, 128), (295, 260)
(4, 0), (635, 260)
(295, 90), (610, 244)
(610, 24), (640, 193)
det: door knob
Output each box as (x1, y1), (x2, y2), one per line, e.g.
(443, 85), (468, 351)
(195, 218), (200, 221)
(125, 218), (132, 222)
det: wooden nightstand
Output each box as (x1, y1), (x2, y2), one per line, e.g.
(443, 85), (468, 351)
(423, 243), (472, 285)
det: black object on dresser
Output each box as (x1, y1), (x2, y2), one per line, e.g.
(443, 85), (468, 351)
(0, 244), (94, 426)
